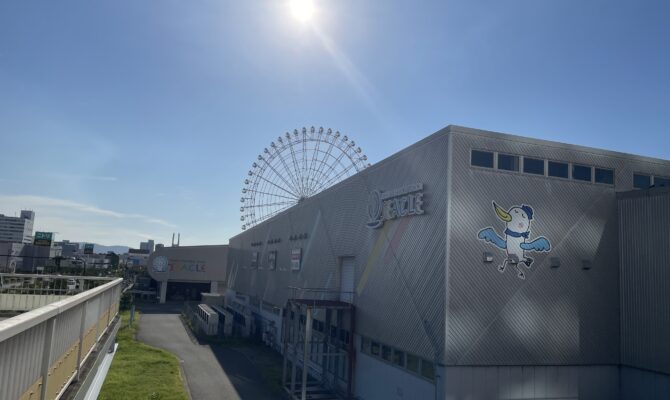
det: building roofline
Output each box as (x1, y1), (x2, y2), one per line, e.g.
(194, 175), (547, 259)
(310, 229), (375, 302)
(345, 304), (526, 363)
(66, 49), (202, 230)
(617, 186), (670, 200)
(230, 124), (670, 241)
(155, 244), (229, 250)
(448, 125), (670, 167)
(229, 126), (451, 241)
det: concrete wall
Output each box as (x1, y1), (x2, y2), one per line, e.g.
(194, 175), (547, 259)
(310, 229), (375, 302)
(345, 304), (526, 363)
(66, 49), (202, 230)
(0, 294), (69, 311)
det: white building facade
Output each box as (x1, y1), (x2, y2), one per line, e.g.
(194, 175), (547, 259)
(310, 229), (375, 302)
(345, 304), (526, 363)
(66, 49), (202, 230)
(0, 210), (34, 244)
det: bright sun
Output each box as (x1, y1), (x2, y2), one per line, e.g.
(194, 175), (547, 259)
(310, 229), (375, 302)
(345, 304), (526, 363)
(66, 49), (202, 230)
(290, 0), (314, 22)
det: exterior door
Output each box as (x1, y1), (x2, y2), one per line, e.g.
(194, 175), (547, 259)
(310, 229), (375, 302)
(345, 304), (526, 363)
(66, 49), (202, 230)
(339, 257), (355, 303)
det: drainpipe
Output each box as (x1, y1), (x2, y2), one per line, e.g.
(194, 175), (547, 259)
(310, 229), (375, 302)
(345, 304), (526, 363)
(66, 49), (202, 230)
(301, 307), (313, 400)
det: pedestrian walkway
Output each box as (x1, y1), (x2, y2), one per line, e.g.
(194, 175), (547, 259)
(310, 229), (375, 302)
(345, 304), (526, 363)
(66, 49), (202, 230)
(137, 303), (280, 400)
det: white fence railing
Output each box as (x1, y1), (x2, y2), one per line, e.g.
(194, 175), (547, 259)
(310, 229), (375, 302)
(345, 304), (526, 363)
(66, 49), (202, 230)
(0, 276), (122, 400)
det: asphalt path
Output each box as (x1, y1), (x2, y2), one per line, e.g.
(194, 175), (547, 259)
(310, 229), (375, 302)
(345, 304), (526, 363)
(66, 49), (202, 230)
(136, 303), (279, 400)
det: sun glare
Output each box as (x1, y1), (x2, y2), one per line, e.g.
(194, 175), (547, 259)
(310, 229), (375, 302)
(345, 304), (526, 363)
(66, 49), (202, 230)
(290, 0), (314, 22)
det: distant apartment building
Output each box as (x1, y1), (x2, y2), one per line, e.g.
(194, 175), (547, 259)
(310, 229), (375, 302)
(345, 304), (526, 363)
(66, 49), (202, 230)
(0, 242), (25, 272)
(0, 242), (61, 273)
(57, 240), (81, 258)
(140, 239), (155, 253)
(0, 210), (35, 244)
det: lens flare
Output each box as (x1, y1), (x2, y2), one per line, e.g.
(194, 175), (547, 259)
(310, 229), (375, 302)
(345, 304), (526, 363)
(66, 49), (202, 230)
(290, 0), (314, 22)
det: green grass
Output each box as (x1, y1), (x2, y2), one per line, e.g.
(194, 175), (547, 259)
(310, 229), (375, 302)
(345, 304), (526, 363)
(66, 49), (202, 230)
(99, 311), (189, 400)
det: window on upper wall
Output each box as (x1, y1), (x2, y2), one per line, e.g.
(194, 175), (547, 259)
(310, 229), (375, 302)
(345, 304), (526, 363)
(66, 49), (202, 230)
(497, 153), (519, 171)
(634, 174), (652, 189)
(654, 176), (670, 187)
(421, 360), (436, 380)
(361, 337), (370, 354)
(548, 161), (569, 178)
(523, 157), (545, 175)
(381, 345), (392, 362)
(406, 354), (420, 373)
(370, 341), (380, 357)
(471, 150), (494, 168)
(595, 168), (615, 185)
(392, 349), (405, 367)
(572, 164), (592, 182)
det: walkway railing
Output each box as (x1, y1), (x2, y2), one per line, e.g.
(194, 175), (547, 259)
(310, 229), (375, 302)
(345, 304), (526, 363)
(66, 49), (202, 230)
(288, 286), (354, 305)
(0, 276), (122, 400)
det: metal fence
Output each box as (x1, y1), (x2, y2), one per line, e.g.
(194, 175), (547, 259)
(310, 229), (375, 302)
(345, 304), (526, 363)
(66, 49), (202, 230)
(1, 273), (109, 295)
(0, 253), (117, 275)
(0, 276), (122, 400)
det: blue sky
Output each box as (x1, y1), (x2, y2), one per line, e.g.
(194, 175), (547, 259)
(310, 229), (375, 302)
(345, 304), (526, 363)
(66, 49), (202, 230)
(1, 0), (669, 247)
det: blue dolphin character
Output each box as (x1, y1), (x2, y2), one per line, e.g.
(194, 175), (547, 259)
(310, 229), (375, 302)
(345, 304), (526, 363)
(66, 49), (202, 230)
(478, 202), (551, 279)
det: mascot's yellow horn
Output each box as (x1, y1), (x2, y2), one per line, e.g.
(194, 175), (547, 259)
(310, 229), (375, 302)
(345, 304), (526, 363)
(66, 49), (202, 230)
(493, 202), (512, 222)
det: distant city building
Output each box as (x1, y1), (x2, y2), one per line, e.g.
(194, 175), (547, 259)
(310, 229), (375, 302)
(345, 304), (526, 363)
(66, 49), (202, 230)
(79, 253), (112, 269)
(0, 242), (61, 273)
(20, 243), (61, 273)
(56, 240), (81, 258)
(0, 210), (35, 244)
(0, 242), (25, 272)
(122, 250), (150, 267)
(140, 239), (155, 253)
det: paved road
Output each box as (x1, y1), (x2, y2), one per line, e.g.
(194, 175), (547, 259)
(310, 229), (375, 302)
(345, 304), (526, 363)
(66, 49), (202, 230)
(136, 303), (279, 400)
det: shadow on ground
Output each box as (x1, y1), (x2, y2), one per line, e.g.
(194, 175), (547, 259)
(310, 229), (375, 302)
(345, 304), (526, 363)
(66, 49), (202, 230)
(136, 301), (285, 400)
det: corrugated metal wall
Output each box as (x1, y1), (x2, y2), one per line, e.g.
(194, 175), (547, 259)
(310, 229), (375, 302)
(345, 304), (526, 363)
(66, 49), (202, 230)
(445, 126), (670, 367)
(228, 130), (450, 361)
(49, 306), (83, 365)
(620, 366), (670, 400)
(618, 188), (670, 374)
(0, 323), (45, 400)
(443, 365), (619, 400)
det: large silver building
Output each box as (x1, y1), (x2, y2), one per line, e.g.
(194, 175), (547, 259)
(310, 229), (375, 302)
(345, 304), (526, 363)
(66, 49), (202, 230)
(148, 125), (670, 399)
(0, 210), (34, 244)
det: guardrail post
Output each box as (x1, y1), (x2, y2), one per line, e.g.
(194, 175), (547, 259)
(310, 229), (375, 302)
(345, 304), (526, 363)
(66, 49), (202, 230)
(40, 317), (57, 400)
(301, 306), (313, 400)
(76, 300), (88, 381)
(107, 288), (113, 326)
(290, 305), (298, 396)
(96, 292), (104, 340)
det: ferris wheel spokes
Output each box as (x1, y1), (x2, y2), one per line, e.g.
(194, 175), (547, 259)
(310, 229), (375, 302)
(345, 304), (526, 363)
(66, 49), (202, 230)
(240, 126), (370, 230)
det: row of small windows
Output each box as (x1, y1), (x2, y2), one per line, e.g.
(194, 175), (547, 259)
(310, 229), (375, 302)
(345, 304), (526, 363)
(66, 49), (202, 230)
(471, 150), (615, 184)
(633, 174), (670, 189)
(360, 336), (435, 381)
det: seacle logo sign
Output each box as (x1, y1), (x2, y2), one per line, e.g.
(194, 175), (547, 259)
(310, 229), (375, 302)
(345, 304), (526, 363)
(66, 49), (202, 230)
(152, 256), (169, 273)
(367, 183), (425, 229)
(152, 256), (207, 273)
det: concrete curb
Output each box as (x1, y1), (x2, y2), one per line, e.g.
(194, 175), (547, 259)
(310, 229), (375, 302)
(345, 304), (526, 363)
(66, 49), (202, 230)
(179, 360), (193, 400)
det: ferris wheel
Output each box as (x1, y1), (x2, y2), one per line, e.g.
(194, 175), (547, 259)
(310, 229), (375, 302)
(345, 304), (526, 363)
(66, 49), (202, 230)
(240, 126), (370, 230)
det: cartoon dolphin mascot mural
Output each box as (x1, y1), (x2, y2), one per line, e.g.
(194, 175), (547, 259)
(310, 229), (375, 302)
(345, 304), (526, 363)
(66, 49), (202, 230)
(478, 201), (551, 280)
